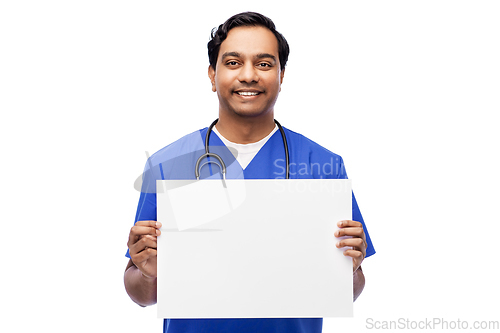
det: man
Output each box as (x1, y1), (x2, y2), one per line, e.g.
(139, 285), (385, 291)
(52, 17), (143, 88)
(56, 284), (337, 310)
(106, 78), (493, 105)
(125, 11), (375, 333)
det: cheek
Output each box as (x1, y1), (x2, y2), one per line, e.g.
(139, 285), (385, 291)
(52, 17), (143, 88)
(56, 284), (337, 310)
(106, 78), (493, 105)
(214, 71), (234, 89)
(266, 72), (282, 87)
(266, 77), (282, 94)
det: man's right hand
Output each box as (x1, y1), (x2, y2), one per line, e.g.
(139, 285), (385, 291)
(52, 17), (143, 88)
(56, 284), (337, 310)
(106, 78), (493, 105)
(127, 220), (162, 279)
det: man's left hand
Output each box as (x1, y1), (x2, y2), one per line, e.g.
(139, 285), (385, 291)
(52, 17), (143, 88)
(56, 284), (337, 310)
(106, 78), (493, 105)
(335, 220), (366, 273)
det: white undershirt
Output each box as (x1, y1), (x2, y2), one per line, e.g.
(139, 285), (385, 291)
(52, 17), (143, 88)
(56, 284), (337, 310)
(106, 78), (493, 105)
(212, 125), (279, 169)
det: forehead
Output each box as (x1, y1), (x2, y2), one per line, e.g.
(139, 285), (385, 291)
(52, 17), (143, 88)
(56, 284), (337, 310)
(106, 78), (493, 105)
(218, 26), (279, 60)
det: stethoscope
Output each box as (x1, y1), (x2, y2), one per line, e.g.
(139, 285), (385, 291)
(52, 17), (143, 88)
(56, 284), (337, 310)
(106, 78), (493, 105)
(195, 119), (290, 180)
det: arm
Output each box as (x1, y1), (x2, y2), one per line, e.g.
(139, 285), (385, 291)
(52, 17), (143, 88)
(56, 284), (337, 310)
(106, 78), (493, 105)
(124, 220), (162, 307)
(124, 259), (157, 307)
(353, 266), (365, 301)
(335, 220), (367, 302)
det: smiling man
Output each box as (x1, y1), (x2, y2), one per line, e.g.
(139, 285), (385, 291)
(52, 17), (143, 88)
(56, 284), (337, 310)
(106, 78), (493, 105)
(125, 11), (375, 333)
(208, 25), (284, 143)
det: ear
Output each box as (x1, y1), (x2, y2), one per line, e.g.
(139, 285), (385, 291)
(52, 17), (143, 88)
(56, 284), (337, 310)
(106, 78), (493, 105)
(208, 65), (216, 92)
(279, 68), (285, 91)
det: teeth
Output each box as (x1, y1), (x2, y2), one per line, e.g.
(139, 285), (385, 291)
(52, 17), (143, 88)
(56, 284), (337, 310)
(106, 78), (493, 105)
(237, 91), (259, 96)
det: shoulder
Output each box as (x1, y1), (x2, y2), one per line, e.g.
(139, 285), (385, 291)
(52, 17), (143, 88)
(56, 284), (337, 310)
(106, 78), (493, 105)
(140, 129), (207, 181)
(283, 127), (343, 161)
(283, 127), (346, 179)
(147, 129), (206, 167)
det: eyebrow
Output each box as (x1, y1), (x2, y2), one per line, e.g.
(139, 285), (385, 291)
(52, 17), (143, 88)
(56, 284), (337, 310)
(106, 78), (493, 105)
(255, 53), (276, 62)
(221, 51), (241, 60)
(221, 52), (277, 63)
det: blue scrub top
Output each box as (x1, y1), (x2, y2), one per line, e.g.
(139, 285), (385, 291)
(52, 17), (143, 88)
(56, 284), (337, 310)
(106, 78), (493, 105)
(127, 127), (376, 333)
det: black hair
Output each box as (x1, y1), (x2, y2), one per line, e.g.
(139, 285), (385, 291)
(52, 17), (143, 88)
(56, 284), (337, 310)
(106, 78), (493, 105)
(207, 12), (290, 71)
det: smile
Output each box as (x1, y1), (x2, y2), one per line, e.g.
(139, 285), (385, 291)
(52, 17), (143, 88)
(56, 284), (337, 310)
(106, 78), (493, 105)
(235, 91), (261, 96)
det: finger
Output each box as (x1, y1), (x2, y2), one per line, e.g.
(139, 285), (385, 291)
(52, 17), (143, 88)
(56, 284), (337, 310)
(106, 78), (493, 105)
(343, 249), (364, 273)
(137, 235), (158, 250)
(129, 236), (158, 257)
(138, 234), (157, 242)
(131, 247), (157, 265)
(128, 227), (157, 247)
(336, 237), (366, 252)
(128, 221), (162, 246)
(343, 249), (365, 262)
(135, 220), (162, 228)
(334, 226), (365, 240)
(128, 221), (159, 243)
(133, 221), (162, 235)
(337, 220), (362, 228)
(129, 236), (158, 260)
(338, 241), (366, 258)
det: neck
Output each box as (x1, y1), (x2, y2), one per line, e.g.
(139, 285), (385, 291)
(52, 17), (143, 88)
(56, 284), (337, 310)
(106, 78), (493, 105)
(215, 113), (275, 144)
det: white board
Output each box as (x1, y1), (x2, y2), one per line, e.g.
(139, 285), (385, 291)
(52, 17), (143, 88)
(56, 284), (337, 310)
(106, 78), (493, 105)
(157, 179), (353, 318)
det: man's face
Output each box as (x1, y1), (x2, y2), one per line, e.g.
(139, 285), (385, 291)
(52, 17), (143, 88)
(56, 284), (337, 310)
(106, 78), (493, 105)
(208, 26), (285, 119)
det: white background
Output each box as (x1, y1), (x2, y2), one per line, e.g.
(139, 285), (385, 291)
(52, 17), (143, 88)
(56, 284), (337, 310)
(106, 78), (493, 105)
(1, 1), (499, 332)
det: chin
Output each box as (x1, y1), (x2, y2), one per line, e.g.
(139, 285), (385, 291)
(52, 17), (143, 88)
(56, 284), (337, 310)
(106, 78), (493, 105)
(231, 104), (272, 117)
(233, 109), (269, 118)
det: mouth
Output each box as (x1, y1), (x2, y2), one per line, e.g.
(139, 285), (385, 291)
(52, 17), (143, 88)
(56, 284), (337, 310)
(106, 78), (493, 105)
(234, 90), (262, 97)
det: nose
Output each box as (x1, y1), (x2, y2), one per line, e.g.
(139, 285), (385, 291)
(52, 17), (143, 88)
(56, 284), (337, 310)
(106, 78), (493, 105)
(237, 63), (259, 84)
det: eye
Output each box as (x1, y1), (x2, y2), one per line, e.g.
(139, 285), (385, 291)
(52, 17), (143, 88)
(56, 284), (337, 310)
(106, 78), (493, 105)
(257, 62), (272, 69)
(226, 61), (239, 66)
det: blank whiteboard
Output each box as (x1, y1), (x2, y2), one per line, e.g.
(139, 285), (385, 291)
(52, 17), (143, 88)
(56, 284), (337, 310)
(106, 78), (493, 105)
(156, 179), (353, 318)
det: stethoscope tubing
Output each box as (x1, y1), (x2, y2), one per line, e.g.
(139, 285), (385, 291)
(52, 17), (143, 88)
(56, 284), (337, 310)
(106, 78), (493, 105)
(195, 119), (290, 180)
